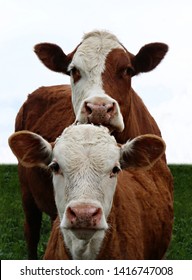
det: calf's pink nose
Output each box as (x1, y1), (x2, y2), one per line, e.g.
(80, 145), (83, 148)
(67, 204), (102, 228)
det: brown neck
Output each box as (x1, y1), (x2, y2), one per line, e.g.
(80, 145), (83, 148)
(113, 88), (161, 144)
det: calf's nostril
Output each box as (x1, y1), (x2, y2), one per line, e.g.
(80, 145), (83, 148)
(92, 208), (100, 217)
(69, 207), (76, 217)
(67, 207), (77, 224)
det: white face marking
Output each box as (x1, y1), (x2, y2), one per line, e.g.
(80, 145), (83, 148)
(68, 31), (125, 131)
(51, 124), (120, 259)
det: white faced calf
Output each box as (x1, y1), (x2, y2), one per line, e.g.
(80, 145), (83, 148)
(9, 124), (165, 259)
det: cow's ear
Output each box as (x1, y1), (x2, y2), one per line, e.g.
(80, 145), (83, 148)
(34, 43), (72, 75)
(120, 134), (165, 170)
(132, 43), (168, 75)
(8, 131), (52, 168)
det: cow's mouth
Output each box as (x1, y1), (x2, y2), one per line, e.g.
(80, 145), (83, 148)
(70, 228), (105, 240)
(75, 118), (119, 134)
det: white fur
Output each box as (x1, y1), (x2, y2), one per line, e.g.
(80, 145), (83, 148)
(68, 31), (125, 131)
(63, 228), (106, 260)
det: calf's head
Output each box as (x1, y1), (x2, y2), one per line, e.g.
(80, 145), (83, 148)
(9, 125), (165, 247)
(34, 30), (168, 132)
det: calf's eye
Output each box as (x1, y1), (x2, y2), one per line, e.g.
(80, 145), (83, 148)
(49, 161), (60, 173)
(112, 166), (121, 174)
(110, 165), (121, 178)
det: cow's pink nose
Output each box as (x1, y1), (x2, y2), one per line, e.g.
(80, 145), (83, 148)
(66, 205), (102, 228)
(85, 102), (117, 125)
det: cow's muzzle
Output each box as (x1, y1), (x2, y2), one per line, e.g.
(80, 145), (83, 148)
(67, 204), (102, 228)
(76, 96), (124, 132)
(63, 203), (106, 240)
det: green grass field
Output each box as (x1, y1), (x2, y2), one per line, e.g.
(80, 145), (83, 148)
(0, 164), (192, 260)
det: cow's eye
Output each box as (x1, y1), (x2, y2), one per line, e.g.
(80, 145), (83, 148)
(122, 67), (134, 77)
(112, 166), (121, 174)
(126, 67), (134, 76)
(70, 67), (81, 83)
(49, 161), (60, 173)
(70, 66), (77, 75)
(110, 165), (121, 178)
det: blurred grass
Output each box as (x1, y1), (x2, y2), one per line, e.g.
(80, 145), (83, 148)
(166, 164), (192, 260)
(0, 165), (50, 260)
(0, 164), (192, 259)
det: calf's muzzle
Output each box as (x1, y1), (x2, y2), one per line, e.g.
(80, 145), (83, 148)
(66, 204), (102, 228)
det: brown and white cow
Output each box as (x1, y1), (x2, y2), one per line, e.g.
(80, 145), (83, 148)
(12, 30), (173, 259)
(9, 124), (172, 259)
(34, 31), (168, 142)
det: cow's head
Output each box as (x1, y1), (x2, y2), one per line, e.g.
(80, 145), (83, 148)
(34, 30), (168, 132)
(9, 124), (165, 259)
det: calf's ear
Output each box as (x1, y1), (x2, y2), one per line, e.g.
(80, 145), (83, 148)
(34, 43), (72, 74)
(8, 131), (52, 168)
(120, 134), (166, 170)
(132, 42), (168, 75)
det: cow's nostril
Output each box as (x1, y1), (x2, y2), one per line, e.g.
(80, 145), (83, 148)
(85, 103), (93, 115)
(106, 103), (115, 113)
(92, 208), (101, 218)
(93, 210), (98, 216)
(69, 207), (76, 218)
(67, 207), (77, 224)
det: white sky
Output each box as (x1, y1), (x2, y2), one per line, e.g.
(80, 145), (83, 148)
(0, 0), (192, 164)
